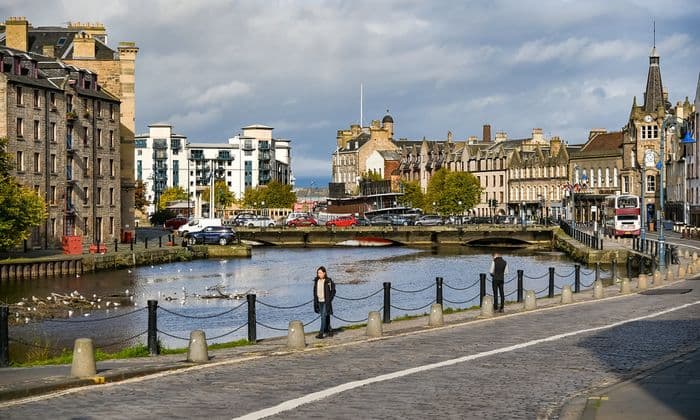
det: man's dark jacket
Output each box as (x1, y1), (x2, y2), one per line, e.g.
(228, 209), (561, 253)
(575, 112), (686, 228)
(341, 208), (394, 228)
(493, 257), (507, 283)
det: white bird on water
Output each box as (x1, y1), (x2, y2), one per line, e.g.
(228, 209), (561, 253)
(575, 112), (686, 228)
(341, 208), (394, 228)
(127, 269), (132, 274)
(83, 313), (90, 317)
(68, 310), (74, 317)
(125, 289), (130, 296)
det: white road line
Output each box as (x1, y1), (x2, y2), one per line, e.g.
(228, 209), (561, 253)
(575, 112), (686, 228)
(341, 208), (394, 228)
(233, 300), (700, 420)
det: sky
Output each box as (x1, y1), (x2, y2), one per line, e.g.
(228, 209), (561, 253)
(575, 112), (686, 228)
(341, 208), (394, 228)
(3, 0), (700, 186)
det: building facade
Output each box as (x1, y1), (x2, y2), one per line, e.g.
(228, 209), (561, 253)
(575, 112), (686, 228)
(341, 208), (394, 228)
(2, 16), (138, 237)
(0, 45), (121, 248)
(689, 74), (700, 225)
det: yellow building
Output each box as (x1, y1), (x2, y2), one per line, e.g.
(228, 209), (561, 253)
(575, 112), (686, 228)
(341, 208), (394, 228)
(1, 17), (138, 238)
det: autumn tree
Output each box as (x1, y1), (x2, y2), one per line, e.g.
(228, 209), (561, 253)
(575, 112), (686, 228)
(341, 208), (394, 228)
(398, 180), (424, 210)
(0, 137), (47, 251)
(425, 168), (481, 215)
(201, 180), (237, 214)
(243, 181), (296, 208)
(158, 186), (188, 210)
(134, 180), (149, 211)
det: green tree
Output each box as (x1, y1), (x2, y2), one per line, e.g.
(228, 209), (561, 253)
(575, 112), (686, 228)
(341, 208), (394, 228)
(201, 180), (237, 213)
(426, 168), (481, 215)
(149, 209), (175, 226)
(243, 181), (296, 208)
(0, 138), (47, 251)
(134, 180), (149, 211)
(399, 180), (424, 210)
(158, 186), (188, 210)
(360, 171), (383, 182)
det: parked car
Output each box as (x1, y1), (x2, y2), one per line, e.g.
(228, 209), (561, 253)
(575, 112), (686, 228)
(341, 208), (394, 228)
(287, 215), (318, 227)
(184, 226), (237, 246)
(243, 215), (278, 228)
(415, 215), (444, 226)
(356, 217), (371, 226)
(391, 215), (414, 226)
(164, 216), (189, 231)
(230, 213), (257, 226)
(325, 215), (358, 227)
(177, 218), (222, 236)
(285, 212), (312, 225)
(370, 215), (394, 226)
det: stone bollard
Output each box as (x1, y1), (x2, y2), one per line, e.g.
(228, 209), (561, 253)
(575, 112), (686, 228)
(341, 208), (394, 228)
(665, 270), (674, 283)
(653, 271), (662, 285)
(187, 330), (209, 363)
(593, 280), (604, 299)
(561, 285), (573, 304)
(686, 263), (693, 276)
(481, 296), (494, 318)
(619, 278), (631, 294)
(287, 320), (306, 350)
(524, 290), (537, 310)
(693, 251), (698, 261)
(637, 274), (649, 290)
(70, 338), (96, 377)
(678, 265), (687, 279)
(684, 249), (690, 259)
(366, 311), (382, 338)
(429, 303), (444, 327)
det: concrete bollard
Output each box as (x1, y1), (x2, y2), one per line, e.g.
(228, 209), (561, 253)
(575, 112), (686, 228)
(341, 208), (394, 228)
(637, 274), (649, 290)
(287, 320), (306, 350)
(684, 249), (690, 259)
(686, 263), (693, 276)
(619, 278), (631, 294)
(366, 311), (382, 338)
(653, 271), (662, 285)
(429, 303), (444, 326)
(524, 290), (537, 310)
(70, 338), (97, 377)
(593, 280), (604, 299)
(666, 270), (675, 283)
(481, 296), (494, 318)
(187, 330), (209, 362)
(561, 285), (573, 304)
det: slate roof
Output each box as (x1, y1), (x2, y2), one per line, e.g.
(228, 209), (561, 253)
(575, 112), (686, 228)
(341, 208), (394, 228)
(579, 131), (623, 154)
(0, 26), (116, 60)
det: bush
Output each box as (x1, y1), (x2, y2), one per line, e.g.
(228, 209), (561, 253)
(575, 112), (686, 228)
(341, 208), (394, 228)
(149, 209), (175, 226)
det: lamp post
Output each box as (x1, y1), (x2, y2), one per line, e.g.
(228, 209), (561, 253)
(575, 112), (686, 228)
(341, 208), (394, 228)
(658, 115), (696, 269)
(521, 201), (525, 228)
(458, 200), (463, 224)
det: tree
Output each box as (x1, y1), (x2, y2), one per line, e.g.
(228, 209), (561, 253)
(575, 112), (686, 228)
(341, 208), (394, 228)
(149, 209), (175, 226)
(426, 168), (481, 215)
(0, 138), (47, 251)
(242, 181), (296, 208)
(360, 171), (383, 182)
(134, 180), (149, 211)
(399, 180), (424, 210)
(201, 180), (236, 214)
(158, 186), (188, 210)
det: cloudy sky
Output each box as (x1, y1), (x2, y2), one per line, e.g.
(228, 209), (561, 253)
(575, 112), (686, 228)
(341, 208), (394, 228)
(3, 0), (700, 185)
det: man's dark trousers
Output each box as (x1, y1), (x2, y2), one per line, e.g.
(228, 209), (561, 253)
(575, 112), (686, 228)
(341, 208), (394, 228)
(492, 280), (504, 310)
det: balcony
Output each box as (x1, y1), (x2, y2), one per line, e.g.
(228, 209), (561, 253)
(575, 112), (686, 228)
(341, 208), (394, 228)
(190, 150), (204, 160)
(171, 138), (182, 151)
(218, 151), (232, 161)
(259, 152), (271, 160)
(258, 142), (270, 151)
(153, 139), (168, 149)
(66, 136), (74, 153)
(259, 173), (272, 183)
(66, 166), (75, 183)
(153, 150), (168, 159)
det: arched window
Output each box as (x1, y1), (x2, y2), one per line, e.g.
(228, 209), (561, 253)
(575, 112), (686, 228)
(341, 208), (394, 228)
(613, 167), (619, 187)
(605, 168), (610, 187)
(597, 168), (602, 188)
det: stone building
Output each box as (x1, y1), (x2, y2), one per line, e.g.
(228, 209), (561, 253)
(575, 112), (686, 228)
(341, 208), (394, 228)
(2, 17), (139, 237)
(689, 74), (700, 226)
(0, 44), (121, 248)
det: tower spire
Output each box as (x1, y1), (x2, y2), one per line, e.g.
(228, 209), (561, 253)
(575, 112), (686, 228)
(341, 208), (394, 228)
(644, 23), (664, 113)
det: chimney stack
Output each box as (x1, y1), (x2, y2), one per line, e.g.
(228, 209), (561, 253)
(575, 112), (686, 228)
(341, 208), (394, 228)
(4, 17), (29, 52)
(42, 45), (55, 58)
(483, 124), (491, 143)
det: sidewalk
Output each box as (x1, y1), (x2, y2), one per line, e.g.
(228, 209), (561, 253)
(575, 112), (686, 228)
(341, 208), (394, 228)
(0, 271), (697, 411)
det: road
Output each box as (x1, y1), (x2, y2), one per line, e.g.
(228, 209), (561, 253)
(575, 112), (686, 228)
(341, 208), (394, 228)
(1, 280), (698, 419)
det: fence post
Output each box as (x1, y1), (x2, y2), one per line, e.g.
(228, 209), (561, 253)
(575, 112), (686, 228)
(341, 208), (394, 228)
(574, 264), (581, 293)
(612, 258), (617, 280)
(595, 262), (600, 283)
(548, 267), (555, 298)
(516, 270), (524, 303)
(479, 273), (486, 307)
(130, 238), (134, 251)
(435, 277), (443, 306)
(159, 236), (162, 248)
(247, 294), (257, 343)
(147, 300), (159, 356)
(114, 238), (118, 253)
(145, 237), (148, 249)
(0, 306), (8, 367)
(382, 282), (391, 323)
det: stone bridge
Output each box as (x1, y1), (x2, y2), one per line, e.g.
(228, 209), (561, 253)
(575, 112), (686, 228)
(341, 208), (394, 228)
(235, 225), (557, 247)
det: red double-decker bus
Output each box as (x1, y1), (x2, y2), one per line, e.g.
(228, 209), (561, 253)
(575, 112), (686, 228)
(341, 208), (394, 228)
(603, 195), (641, 238)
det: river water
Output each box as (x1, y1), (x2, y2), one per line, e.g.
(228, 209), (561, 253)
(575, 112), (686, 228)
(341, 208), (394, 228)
(2, 246), (609, 359)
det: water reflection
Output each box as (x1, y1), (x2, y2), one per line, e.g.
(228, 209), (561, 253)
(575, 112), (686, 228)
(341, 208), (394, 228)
(2, 246), (606, 359)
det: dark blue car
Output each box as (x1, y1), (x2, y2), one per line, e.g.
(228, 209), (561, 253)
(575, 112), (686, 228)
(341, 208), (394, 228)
(185, 226), (237, 246)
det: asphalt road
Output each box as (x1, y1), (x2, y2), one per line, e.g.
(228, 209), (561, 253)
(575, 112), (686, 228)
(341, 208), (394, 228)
(1, 280), (698, 419)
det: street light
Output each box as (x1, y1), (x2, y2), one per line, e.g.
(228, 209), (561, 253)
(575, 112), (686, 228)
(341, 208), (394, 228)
(659, 116), (696, 269)
(521, 201), (525, 228)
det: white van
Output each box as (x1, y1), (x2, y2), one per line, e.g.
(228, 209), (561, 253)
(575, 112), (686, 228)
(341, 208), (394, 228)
(285, 212), (311, 224)
(177, 218), (221, 236)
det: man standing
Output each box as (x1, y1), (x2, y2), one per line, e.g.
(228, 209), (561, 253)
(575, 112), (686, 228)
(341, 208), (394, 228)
(489, 252), (508, 312)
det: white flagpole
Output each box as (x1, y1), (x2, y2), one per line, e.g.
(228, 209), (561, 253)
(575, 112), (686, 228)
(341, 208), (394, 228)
(360, 83), (363, 127)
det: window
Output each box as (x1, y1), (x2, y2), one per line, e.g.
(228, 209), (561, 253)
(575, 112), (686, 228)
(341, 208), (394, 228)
(97, 187), (102, 205)
(50, 122), (56, 142)
(49, 92), (56, 108)
(83, 187), (89, 204)
(97, 129), (102, 147)
(33, 153), (40, 173)
(16, 151), (24, 172)
(622, 176), (629, 193)
(16, 118), (23, 137)
(16, 86), (23, 105)
(172, 160), (179, 187)
(83, 127), (89, 146)
(50, 186), (56, 205)
(109, 217), (114, 235)
(605, 168), (610, 187)
(96, 101), (102, 117)
(50, 154), (57, 173)
(33, 89), (40, 107)
(51, 218), (57, 236)
(97, 158), (103, 176)
(33, 120), (40, 140)
(109, 130), (114, 148)
(109, 188), (114, 206)
(136, 160), (142, 180)
(613, 168), (619, 187)
(67, 94), (73, 112)
(646, 175), (656, 193)
(109, 159), (115, 177)
(109, 103), (115, 120)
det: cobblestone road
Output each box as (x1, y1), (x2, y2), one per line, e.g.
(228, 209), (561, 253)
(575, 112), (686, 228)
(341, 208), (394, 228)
(2, 281), (699, 419)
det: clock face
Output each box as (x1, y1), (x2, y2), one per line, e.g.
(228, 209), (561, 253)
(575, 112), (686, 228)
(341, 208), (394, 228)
(644, 150), (655, 167)
(644, 115), (653, 123)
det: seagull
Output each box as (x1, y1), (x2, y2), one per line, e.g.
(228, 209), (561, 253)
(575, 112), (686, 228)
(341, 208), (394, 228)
(113, 302), (120, 307)
(68, 310), (74, 317)
(93, 294), (97, 299)
(83, 313), (90, 317)
(125, 289), (130, 296)
(32, 296), (39, 302)
(24, 317), (30, 324)
(76, 274), (80, 278)
(127, 269), (132, 274)
(105, 301), (111, 307)
(150, 265), (155, 269)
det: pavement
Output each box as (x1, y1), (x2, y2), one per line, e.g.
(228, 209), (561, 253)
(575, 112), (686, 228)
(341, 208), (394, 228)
(0, 262), (698, 418)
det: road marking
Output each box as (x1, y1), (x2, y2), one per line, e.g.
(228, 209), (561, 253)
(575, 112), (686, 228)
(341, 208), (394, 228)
(233, 300), (700, 420)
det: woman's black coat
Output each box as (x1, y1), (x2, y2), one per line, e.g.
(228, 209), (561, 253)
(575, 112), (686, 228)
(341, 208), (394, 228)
(312, 277), (336, 314)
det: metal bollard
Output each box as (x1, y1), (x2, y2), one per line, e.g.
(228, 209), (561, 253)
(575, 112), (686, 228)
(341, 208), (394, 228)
(574, 264), (581, 293)
(435, 277), (443, 306)
(247, 294), (257, 343)
(147, 300), (159, 355)
(130, 238), (134, 251)
(517, 269), (524, 303)
(159, 236), (162, 248)
(479, 273), (487, 307)
(611, 259), (617, 280)
(382, 282), (391, 323)
(595, 262), (600, 282)
(114, 238), (118, 253)
(0, 306), (8, 367)
(145, 237), (148, 249)
(548, 267), (555, 298)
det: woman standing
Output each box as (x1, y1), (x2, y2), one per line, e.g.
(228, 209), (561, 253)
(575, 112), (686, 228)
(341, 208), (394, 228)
(312, 266), (336, 339)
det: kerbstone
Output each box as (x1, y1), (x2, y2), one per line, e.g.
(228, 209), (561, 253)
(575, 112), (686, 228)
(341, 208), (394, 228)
(187, 330), (208, 363)
(70, 338), (96, 378)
